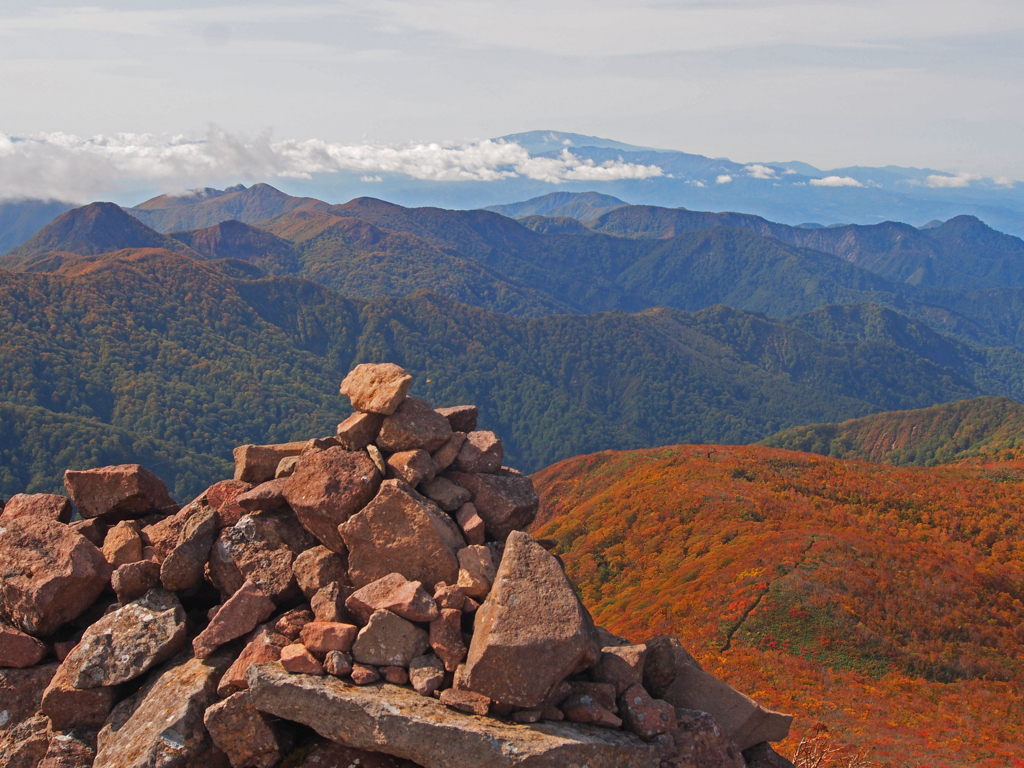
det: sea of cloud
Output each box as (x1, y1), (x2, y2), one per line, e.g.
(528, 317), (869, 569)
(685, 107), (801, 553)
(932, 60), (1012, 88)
(0, 127), (665, 202)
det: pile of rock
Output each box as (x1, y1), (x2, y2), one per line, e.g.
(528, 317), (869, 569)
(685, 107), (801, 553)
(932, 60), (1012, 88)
(0, 362), (794, 768)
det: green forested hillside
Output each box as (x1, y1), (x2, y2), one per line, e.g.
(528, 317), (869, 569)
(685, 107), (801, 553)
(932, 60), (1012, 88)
(761, 396), (1024, 465)
(2, 248), (1023, 501)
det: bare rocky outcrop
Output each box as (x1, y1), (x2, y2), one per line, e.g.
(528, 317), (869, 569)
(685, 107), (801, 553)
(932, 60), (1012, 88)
(248, 662), (662, 768)
(0, 516), (112, 635)
(0, 493), (73, 524)
(0, 361), (794, 768)
(64, 464), (178, 521)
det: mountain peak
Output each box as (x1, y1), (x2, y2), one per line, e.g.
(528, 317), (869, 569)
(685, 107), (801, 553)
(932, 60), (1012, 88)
(0, 202), (199, 270)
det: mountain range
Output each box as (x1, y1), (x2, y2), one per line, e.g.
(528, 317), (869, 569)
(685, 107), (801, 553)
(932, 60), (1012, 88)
(4, 183), (1024, 499)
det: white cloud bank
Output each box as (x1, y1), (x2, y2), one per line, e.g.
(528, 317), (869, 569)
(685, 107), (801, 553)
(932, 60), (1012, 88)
(926, 172), (983, 188)
(744, 164), (776, 179)
(0, 128), (664, 202)
(716, 174), (733, 184)
(809, 176), (863, 187)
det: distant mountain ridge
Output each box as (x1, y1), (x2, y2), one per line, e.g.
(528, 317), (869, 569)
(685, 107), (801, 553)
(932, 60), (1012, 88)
(10, 189), (1024, 350)
(761, 396), (1024, 465)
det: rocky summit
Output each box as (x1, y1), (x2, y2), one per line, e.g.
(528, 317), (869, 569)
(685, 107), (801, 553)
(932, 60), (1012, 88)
(0, 362), (793, 768)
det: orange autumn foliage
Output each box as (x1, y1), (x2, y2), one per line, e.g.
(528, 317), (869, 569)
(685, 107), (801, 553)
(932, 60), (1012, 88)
(531, 445), (1024, 767)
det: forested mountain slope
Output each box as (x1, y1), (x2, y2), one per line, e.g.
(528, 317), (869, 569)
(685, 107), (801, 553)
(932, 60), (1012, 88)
(531, 444), (1024, 765)
(761, 396), (1024, 465)
(4, 248), (1022, 498)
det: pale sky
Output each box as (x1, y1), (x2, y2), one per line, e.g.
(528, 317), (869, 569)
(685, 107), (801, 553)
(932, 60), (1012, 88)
(1, 0), (1023, 200)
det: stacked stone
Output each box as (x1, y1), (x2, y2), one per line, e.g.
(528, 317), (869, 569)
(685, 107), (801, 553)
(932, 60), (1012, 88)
(0, 362), (793, 768)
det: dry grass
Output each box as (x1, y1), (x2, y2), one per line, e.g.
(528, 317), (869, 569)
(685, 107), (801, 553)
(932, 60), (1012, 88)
(793, 724), (877, 768)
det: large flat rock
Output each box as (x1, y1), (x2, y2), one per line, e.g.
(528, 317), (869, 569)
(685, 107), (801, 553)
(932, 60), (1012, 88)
(247, 662), (661, 768)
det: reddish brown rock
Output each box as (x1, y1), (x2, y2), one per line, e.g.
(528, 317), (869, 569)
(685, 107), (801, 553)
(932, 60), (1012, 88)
(430, 431), (467, 472)
(248, 664), (660, 767)
(462, 531), (599, 708)
(274, 607), (315, 641)
(336, 411), (386, 451)
(455, 503), (486, 545)
(111, 559), (162, 604)
(52, 639), (77, 662)
(293, 545), (347, 599)
(387, 449), (437, 486)
(323, 650), (353, 678)
(195, 582), (276, 659)
(435, 405), (478, 433)
(454, 431), (503, 474)
(446, 470), (539, 541)
(93, 652), (233, 768)
(160, 504), (217, 592)
(139, 510), (188, 562)
(204, 690), (281, 768)
(433, 583), (466, 611)
(350, 663), (380, 685)
(280, 644), (323, 675)
(594, 644), (648, 696)
(292, 738), (421, 768)
(299, 622), (358, 654)
(68, 518), (106, 546)
(41, 662), (116, 730)
(561, 692), (622, 728)
(101, 520), (143, 567)
(208, 510), (315, 603)
(382, 665), (409, 685)
(657, 659), (793, 751)
(64, 464), (177, 521)
(0, 623), (47, 668)
(235, 479), (290, 512)
(218, 630), (289, 697)
(439, 688), (490, 716)
(0, 663), (58, 733)
(572, 682), (619, 713)
(366, 444), (387, 475)
(62, 589), (187, 688)
(340, 363), (413, 416)
(618, 683), (676, 741)
(430, 609), (467, 672)
(233, 442), (310, 484)
(345, 573), (439, 625)
(0, 494), (73, 524)
(201, 479), (253, 529)
(0, 714), (50, 767)
(311, 582), (351, 624)
(420, 476), (471, 513)
(409, 653), (445, 697)
(463, 596), (480, 614)
(661, 710), (746, 768)
(377, 397), (453, 453)
(0, 516), (111, 636)
(456, 545), (498, 600)
(743, 742), (796, 768)
(282, 447), (382, 554)
(38, 728), (98, 768)
(641, 634), (702, 698)
(541, 705), (565, 722)
(512, 708), (543, 724)
(352, 609), (430, 667)
(340, 480), (465, 590)
(275, 456), (300, 478)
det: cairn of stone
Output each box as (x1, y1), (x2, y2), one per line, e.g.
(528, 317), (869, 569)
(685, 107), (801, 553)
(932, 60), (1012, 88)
(0, 362), (794, 768)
